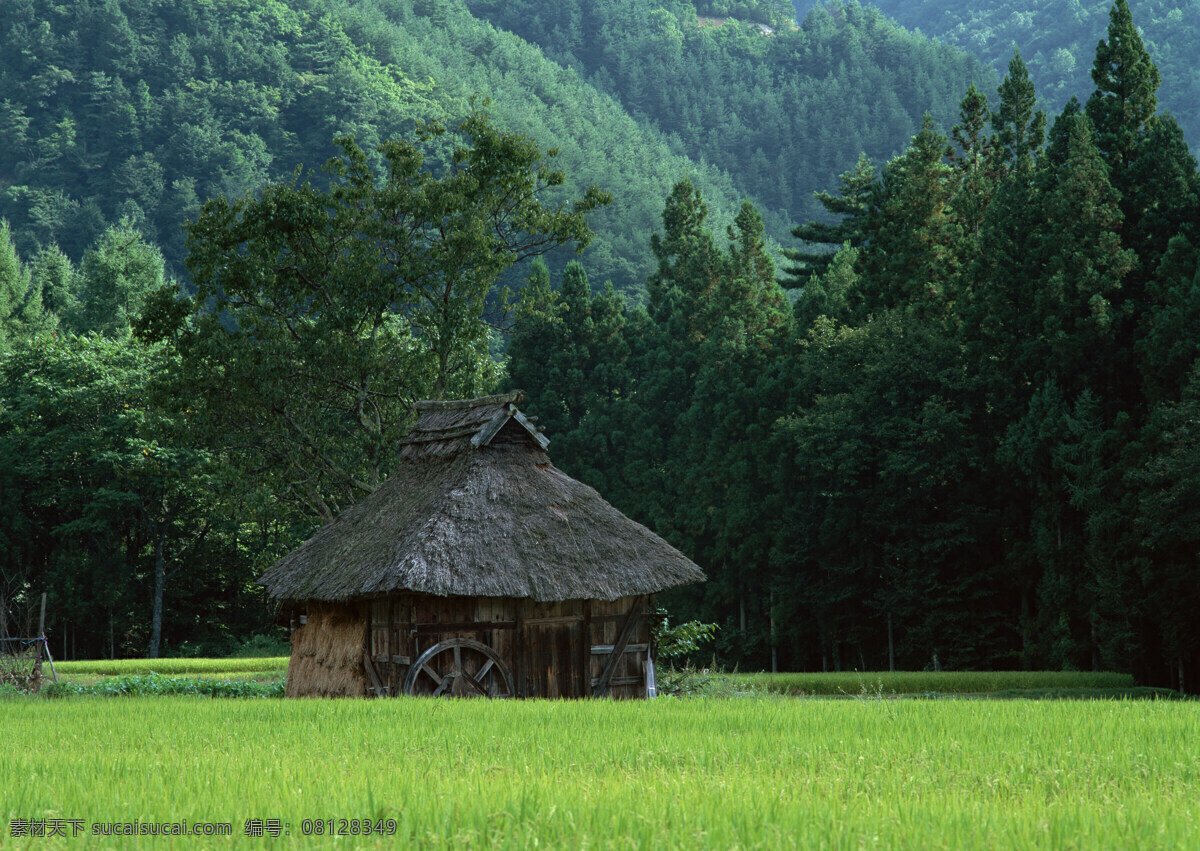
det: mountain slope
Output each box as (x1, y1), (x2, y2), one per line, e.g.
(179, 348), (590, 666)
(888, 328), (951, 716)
(465, 0), (997, 225)
(0, 0), (765, 293)
(854, 0), (1200, 146)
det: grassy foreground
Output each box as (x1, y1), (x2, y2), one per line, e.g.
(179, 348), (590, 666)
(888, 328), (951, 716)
(3, 696), (1198, 848)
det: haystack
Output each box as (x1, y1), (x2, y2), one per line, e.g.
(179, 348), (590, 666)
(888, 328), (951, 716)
(261, 392), (705, 699)
(284, 603), (366, 698)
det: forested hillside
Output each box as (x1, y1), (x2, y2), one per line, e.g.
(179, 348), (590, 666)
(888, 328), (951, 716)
(466, 0), (994, 226)
(509, 0), (1200, 689)
(0, 0), (763, 293)
(854, 0), (1200, 147)
(0, 0), (994, 293)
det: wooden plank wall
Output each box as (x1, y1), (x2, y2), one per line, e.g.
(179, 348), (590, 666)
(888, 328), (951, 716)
(359, 593), (652, 699)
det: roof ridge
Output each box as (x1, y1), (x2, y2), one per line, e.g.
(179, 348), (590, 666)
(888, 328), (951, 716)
(414, 392), (524, 412)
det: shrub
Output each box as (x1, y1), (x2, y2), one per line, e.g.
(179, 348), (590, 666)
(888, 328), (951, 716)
(652, 609), (718, 663)
(39, 673), (284, 699)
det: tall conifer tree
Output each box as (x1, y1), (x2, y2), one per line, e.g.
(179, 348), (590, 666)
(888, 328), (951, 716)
(992, 51), (1046, 176)
(783, 153), (876, 285)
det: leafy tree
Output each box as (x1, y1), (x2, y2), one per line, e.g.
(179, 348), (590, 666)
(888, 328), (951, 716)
(28, 243), (75, 324)
(0, 332), (223, 659)
(70, 218), (168, 337)
(155, 109), (609, 523)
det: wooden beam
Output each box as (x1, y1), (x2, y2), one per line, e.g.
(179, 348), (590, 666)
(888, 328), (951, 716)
(362, 651), (386, 697)
(590, 675), (643, 688)
(511, 408), (551, 449)
(515, 602), (526, 699)
(471, 408), (511, 448)
(580, 600), (591, 700)
(522, 615), (583, 626)
(590, 643), (649, 655)
(414, 620), (516, 634)
(592, 596), (645, 698)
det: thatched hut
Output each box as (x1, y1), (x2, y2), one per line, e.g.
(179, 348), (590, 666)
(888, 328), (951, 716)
(259, 392), (705, 699)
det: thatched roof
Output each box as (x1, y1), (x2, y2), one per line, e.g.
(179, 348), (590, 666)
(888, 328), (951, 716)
(258, 392), (705, 603)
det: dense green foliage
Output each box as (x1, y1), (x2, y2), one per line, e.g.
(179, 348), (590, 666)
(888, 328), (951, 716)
(0, 0), (764, 293)
(466, 0), (993, 227)
(509, 1), (1200, 689)
(41, 672), (284, 698)
(0, 329), (265, 660)
(733, 670), (1138, 694)
(157, 108), (607, 523)
(4, 698), (1199, 846)
(54, 657), (289, 676)
(860, 0), (1200, 148)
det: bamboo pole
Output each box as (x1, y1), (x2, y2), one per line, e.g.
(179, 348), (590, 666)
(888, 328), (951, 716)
(38, 593), (57, 683)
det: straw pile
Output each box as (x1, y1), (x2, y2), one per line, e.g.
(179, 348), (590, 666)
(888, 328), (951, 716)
(285, 602), (367, 698)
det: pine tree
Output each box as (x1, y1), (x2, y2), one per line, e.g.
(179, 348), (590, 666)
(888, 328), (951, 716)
(860, 115), (961, 319)
(949, 83), (1000, 247)
(1026, 107), (1134, 400)
(0, 220), (35, 349)
(783, 153), (876, 285)
(1138, 235), (1200, 405)
(674, 196), (792, 668)
(1086, 0), (1160, 185)
(992, 51), (1046, 176)
(71, 218), (168, 337)
(29, 244), (75, 323)
(793, 244), (859, 331)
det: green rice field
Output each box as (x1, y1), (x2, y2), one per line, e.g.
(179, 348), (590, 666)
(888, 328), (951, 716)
(52, 657), (289, 677)
(46, 659), (1150, 695)
(3, 695), (1198, 848)
(729, 670), (1150, 696)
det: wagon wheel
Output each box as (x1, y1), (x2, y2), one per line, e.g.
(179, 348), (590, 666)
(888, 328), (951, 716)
(401, 638), (514, 698)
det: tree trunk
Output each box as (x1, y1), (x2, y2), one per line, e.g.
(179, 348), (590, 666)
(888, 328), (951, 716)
(887, 613), (895, 673)
(149, 527), (165, 659)
(768, 591), (777, 673)
(1021, 588), (1032, 670)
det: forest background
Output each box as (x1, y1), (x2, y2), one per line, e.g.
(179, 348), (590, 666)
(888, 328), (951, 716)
(0, 0), (1196, 690)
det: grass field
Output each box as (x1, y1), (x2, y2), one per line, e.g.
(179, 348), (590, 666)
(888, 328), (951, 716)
(3, 695), (1198, 848)
(52, 657), (290, 677)
(728, 670), (1148, 696)
(44, 660), (1157, 696)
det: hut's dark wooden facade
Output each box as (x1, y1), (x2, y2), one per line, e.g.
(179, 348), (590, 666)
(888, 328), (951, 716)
(259, 393), (705, 699)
